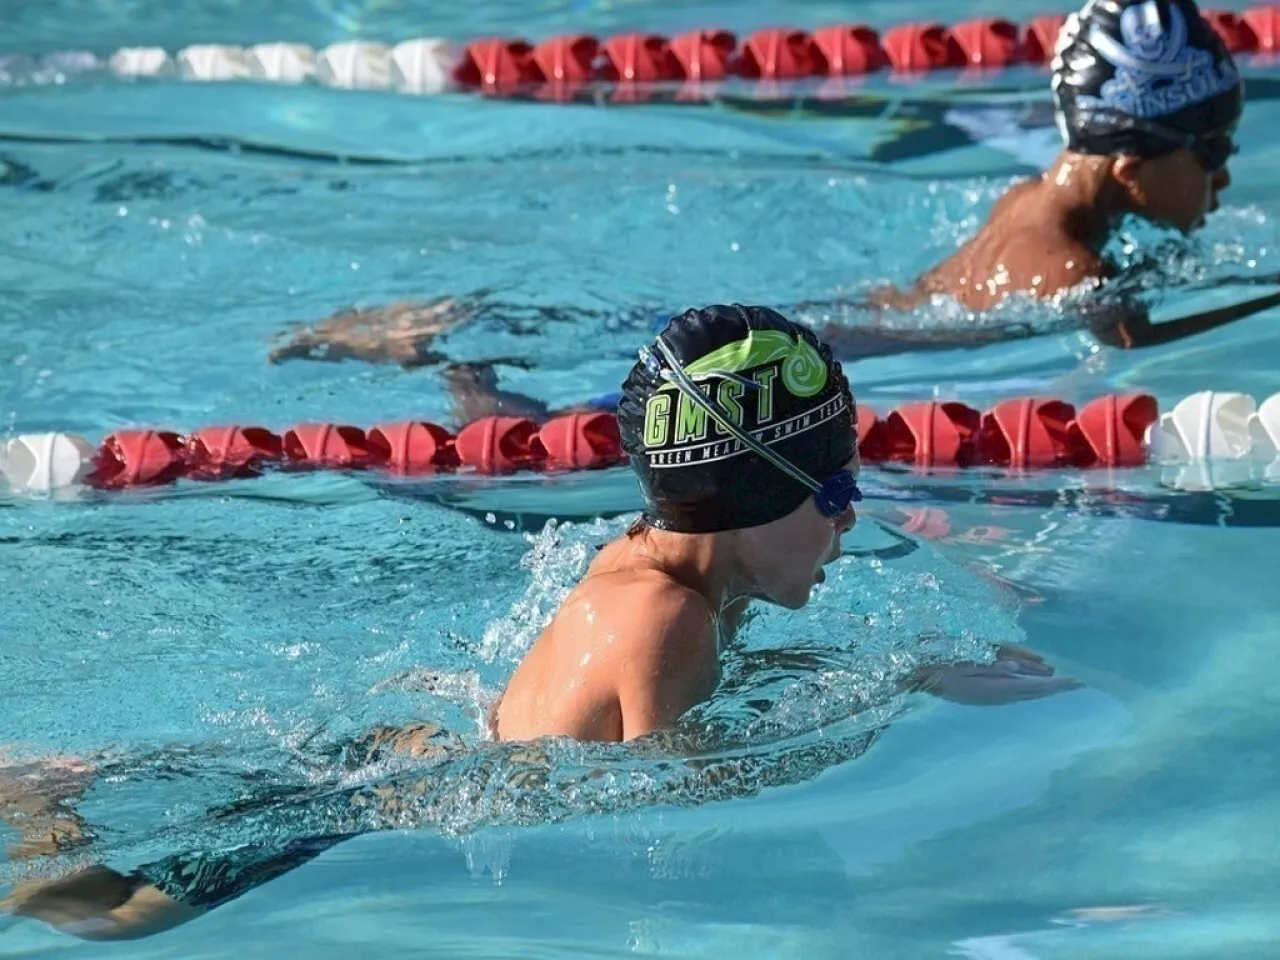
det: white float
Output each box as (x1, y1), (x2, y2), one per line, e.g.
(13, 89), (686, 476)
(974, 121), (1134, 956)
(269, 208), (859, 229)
(317, 42), (399, 90)
(178, 45), (252, 81)
(0, 433), (95, 495)
(1143, 391), (1256, 463)
(109, 47), (176, 79)
(392, 38), (457, 94)
(247, 43), (317, 84)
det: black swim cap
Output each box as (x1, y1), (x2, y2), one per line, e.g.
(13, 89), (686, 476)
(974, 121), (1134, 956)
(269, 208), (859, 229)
(617, 305), (856, 534)
(1052, 0), (1242, 156)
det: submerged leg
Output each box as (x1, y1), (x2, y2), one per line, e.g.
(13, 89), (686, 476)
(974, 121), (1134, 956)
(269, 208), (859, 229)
(6, 833), (348, 941)
(3, 720), (460, 941)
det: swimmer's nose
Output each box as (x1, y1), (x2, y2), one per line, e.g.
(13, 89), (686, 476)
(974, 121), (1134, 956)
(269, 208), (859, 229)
(836, 505), (856, 535)
(1212, 166), (1231, 202)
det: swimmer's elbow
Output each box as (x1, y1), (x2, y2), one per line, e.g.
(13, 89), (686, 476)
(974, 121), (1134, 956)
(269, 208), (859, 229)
(1088, 314), (1143, 348)
(1080, 299), (1149, 349)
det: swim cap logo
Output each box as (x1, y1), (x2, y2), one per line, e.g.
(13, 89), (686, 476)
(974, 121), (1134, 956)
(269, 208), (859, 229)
(640, 331), (845, 468)
(683, 330), (828, 397)
(1076, 1), (1239, 120)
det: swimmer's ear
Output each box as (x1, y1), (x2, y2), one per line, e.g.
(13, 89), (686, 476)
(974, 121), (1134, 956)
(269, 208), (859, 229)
(1110, 155), (1148, 208)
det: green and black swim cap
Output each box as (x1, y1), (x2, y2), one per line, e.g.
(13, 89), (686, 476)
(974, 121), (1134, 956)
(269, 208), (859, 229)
(1052, 0), (1242, 161)
(617, 304), (856, 534)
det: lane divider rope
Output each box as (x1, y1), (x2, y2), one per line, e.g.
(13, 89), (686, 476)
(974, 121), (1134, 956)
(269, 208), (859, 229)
(4, 391), (1279, 496)
(2, 8), (1278, 98)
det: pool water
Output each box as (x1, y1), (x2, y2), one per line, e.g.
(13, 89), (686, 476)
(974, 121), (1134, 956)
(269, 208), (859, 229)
(3, 0), (1280, 957)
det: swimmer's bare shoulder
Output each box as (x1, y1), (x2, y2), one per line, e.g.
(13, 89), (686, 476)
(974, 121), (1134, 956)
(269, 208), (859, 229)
(495, 562), (720, 744)
(915, 194), (1110, 306)
(871, 180), (1109, 311)
(984, 181), (1112, 291)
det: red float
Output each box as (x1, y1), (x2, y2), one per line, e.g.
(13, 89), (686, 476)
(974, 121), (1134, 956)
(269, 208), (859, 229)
(282, 424), (374, 470)
(881, 23), (964, 72)
(186, 426), (283, 480)
(455, 38), (542, 91)
(1071, 394), (1159, 468)
(367, 422), (458, 474)
(598, 33), (681, 82)
(538, 412), (623, 470)
(1243, 4), (1280, 50)
(736, 28), (824, 80)
(531, 34), (599, 82)
(881, 401), (981, 467)
(669, 29), (738, 81)
(812, 25), (888, 75)
(978, 398), (1080, 468)
(1022, 15), (1067, 63)
(855, 407), (890, 461)
(455, 416), (547, 474)
(950, 18), (1023, 67)
(91, 430), (186, 489)
(1204, 10), (1258, 52)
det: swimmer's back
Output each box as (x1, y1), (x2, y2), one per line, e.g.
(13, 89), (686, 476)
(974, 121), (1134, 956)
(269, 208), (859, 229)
(494, 543), (720, 744)
(916, 179), (1107, 310)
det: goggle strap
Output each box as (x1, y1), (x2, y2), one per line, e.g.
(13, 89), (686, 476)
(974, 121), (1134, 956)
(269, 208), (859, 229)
(1078, 106), (1232, 154)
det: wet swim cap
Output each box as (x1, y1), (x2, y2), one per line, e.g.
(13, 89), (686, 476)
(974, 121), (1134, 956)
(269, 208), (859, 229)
(1052, 0), (1242, 156)
(617, 305), (855, 534)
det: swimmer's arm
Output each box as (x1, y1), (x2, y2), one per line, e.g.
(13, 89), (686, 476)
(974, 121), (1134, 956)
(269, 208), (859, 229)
(441, 362), (550, 422)
(1089, 289), (1280, 349)
(268, 297), (479, 367)
(617, 601), (721, 741)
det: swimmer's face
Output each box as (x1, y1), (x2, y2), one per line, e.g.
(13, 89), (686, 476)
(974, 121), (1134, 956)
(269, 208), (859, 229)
(1116, 132), (1233, 233)
(735, 456), (859, 610)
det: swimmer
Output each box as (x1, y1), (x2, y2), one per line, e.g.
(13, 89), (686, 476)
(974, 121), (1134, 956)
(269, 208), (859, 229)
(5, 306), (1080, 940)
(872, 0), (1262, 349)
(268, 0), (1271, 385)
(817, 0), (1274, 353)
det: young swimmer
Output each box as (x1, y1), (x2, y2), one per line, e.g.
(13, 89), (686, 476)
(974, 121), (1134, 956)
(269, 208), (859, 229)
(871, 0), (1258, 351)
(268, 0), (1266, 379)
(890, 0), (1241, 310)
(4, 306), (1081, 939)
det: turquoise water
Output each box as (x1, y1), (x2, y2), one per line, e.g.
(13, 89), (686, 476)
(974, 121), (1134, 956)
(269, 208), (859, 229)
(3, 0), (1280, 957)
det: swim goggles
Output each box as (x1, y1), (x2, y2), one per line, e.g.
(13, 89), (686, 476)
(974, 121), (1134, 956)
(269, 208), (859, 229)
(1084, 108), (1238, 171)
(640, 337), (862, 520)
(1142, 118), (1237, 172)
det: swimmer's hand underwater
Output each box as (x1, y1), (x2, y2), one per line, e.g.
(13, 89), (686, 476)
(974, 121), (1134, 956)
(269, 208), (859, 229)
(907, 645), (1084, 707)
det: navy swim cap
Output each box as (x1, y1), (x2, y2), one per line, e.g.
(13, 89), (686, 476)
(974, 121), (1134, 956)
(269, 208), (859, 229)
(617, 305), (856, 534)
(1052, 0), (1242, 156)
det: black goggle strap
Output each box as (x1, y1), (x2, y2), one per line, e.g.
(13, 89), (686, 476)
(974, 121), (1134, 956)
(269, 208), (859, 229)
(642, 338), (823, 495)
(1078, 107), (1236, 165)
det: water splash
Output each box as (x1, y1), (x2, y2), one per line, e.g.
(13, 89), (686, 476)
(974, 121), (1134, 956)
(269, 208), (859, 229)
(798, 199), (1280, 346)
(0, 515), (1028, 887)
(477, 516), (611, 667)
